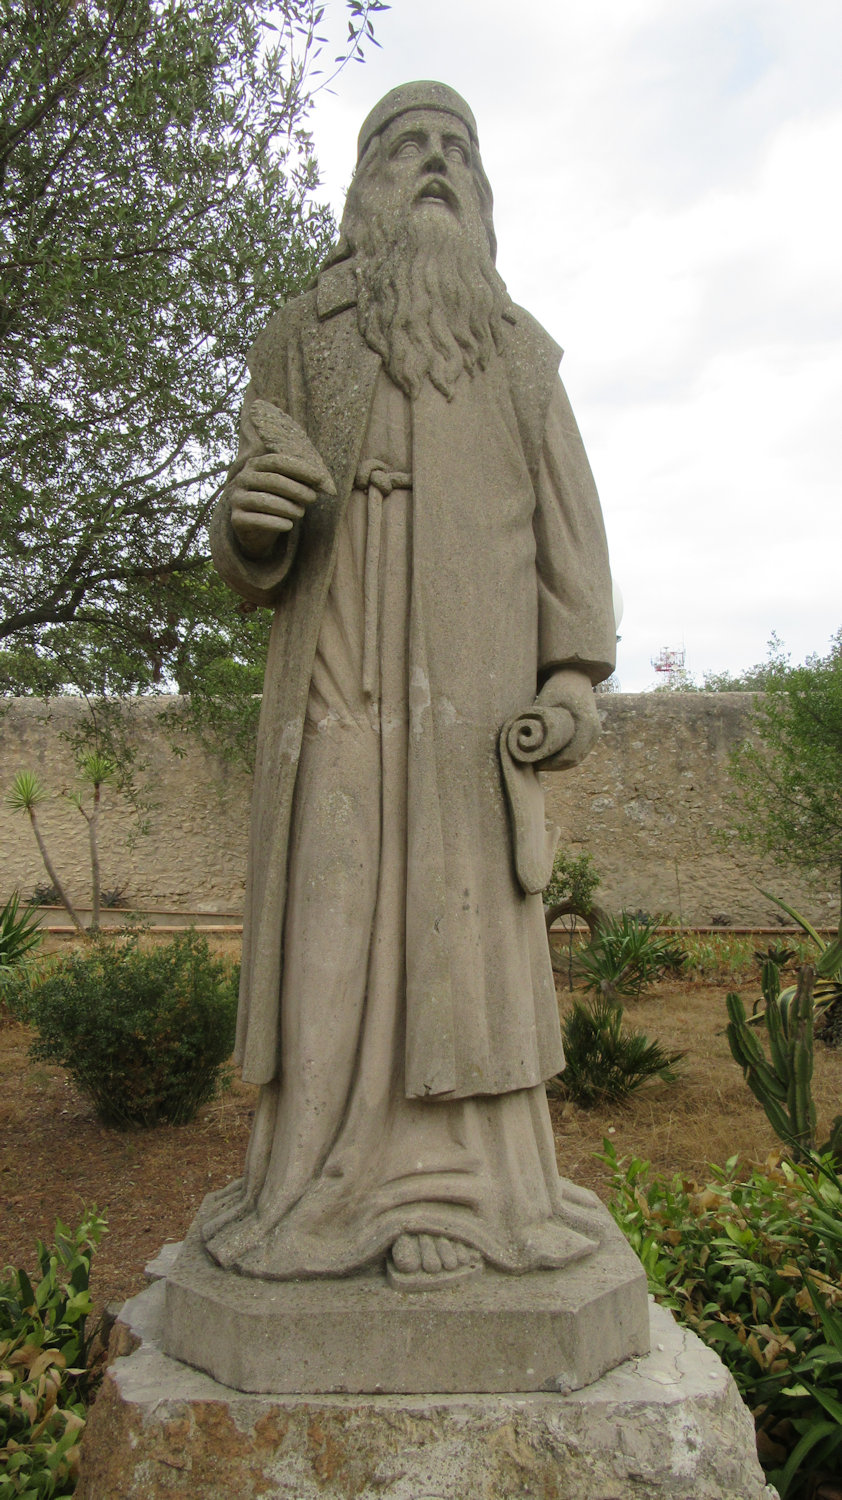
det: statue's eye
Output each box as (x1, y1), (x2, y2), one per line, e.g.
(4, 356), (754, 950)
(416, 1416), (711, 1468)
(395, 139), (420, 159)
(446, 144), (468, 165)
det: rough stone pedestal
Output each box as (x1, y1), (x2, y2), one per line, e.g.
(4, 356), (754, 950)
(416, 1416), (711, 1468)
(77, 1274), (775, 1500)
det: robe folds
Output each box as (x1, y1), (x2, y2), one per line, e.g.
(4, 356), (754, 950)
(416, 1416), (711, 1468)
(206, 258), (616, 1277)
(211, 257), (615, 1096)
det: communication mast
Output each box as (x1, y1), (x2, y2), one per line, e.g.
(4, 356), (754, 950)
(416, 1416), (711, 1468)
(651, 646), (686, 688)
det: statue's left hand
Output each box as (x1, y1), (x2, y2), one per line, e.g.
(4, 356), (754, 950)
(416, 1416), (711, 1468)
(535, 668), (600, 769)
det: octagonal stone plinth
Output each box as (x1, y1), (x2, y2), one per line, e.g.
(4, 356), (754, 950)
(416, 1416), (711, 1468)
(159, 1191), (648, 1396)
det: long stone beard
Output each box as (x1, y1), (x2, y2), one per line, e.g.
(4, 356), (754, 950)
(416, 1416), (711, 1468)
(352, 210), (507, 401)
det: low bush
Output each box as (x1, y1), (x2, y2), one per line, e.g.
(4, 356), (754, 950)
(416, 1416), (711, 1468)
(604, 1142), (842, 1499)
(1, 1210), (106, 1498)
(6, 932), (238, 1127)
(576, 911), (686, 1001)
(543, 849), (607, 985)
(555, 994), (683, 1106)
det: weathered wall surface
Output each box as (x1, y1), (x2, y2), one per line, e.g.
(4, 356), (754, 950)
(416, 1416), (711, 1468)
(0, 699), (250, 914)
(0, 695), (834, 926)
(544, 693), (834, 928)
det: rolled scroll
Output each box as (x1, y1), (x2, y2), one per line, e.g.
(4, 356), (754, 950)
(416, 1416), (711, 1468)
(502, 706), (575, 765)
(499, 706), (575, 895)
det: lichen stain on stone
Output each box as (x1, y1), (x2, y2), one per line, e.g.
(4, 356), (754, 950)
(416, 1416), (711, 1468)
(251, 1406), (291, 1450)
(306, 1412), (353, 1486)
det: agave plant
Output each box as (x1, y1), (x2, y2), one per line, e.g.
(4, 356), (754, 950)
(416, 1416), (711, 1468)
(0, 890), (43, 989)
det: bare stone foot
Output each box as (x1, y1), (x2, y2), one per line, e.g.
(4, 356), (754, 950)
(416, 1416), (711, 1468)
(388, 1232), (482, 1290)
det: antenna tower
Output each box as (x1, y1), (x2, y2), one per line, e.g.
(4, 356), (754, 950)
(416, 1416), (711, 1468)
(651, 646), (686, 688)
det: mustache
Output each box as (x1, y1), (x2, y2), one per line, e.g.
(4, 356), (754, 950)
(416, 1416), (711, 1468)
(414, 177), (460, 212)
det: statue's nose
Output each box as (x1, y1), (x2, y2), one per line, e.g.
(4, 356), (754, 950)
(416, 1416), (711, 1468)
(422, 148), (447, 174)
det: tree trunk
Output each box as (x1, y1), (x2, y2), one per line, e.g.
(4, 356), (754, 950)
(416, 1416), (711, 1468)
(28, 809), (84, 932)
(87, 786), (101, 933)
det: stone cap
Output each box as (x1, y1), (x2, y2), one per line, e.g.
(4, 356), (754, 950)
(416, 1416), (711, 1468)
(358, 81), (478, 160)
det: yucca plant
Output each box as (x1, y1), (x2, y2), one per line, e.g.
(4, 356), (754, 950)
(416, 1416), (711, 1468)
(576, 911), (686, 1002)
(8, 752), (120, 933)
(6, 772), (83, 932)
(555, 993), (683, 1106)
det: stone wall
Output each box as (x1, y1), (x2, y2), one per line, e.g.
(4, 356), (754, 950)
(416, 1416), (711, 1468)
(0, 699), (250, 915)
(0, 695), (834, 927)
(545, 693), (834, 928)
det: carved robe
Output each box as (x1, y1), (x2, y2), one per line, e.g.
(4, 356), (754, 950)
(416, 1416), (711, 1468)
(206, 260), (615, 1277)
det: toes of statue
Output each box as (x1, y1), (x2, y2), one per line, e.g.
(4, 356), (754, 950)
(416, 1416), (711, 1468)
(436, 1236), (459, 1271)
(455, 1240), (478, 1266)
(391, 1233), (422, 1274)
(419, 1233), (443, 1274)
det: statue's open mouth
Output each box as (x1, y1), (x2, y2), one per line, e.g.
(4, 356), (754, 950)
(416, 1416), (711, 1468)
(415, 179), (458, 212)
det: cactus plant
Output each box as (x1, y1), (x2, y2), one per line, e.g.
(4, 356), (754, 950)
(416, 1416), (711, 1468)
(726, 965), (842, 1161)
(748, 891), (842, 1041)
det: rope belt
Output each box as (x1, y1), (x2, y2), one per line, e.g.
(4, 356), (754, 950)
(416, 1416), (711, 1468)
(355, 460), (413, 699)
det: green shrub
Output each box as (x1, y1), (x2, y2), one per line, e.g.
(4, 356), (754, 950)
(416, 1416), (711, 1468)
(7, 932), (238, 1127)
(555, 994), (683, 1106)
(543, 848), (601, 917)
(603, 1142), (842, 1498)
(576, 911), (686, 1001)
(543, 850), (607, 984)
(1, 1210), (106, 1498)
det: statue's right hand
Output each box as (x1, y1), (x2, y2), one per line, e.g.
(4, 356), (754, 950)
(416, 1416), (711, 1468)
(230, 452), (323, 558)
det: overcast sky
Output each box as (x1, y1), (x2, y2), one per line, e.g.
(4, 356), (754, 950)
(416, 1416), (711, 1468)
(306, 0), (840, 690)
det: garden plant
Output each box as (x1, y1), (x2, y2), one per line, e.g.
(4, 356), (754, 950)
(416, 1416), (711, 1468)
(8, 752), (124, 934)
(726, 966), (842, 1165)
(575, 911), (686, 1002)
(5, 932), (238, 1127)
(543, 848), (607, 984)
(0, 1211), (106, 1499)
(605, 1143), (842, 1499)
(0, 891), (42, 996)
(555, 993), (683, 1107)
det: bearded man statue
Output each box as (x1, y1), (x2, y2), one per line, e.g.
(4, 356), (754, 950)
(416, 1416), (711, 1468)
(205, 82), (617, 1289)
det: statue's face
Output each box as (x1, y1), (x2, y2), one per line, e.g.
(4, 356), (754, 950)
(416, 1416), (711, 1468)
(375, 109), (477, 224)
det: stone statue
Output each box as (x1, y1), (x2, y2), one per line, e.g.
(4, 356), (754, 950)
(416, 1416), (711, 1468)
(205, 81), (616, 1289)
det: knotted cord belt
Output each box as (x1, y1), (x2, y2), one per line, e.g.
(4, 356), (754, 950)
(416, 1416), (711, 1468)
(355, 460), (413, 699)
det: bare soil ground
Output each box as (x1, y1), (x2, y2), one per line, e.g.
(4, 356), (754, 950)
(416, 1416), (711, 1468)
(1, 971), (841, 1324)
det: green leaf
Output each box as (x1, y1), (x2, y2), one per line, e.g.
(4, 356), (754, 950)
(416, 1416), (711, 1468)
(758, 890), (825, 949)
(770, 1419), (840, 1498)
